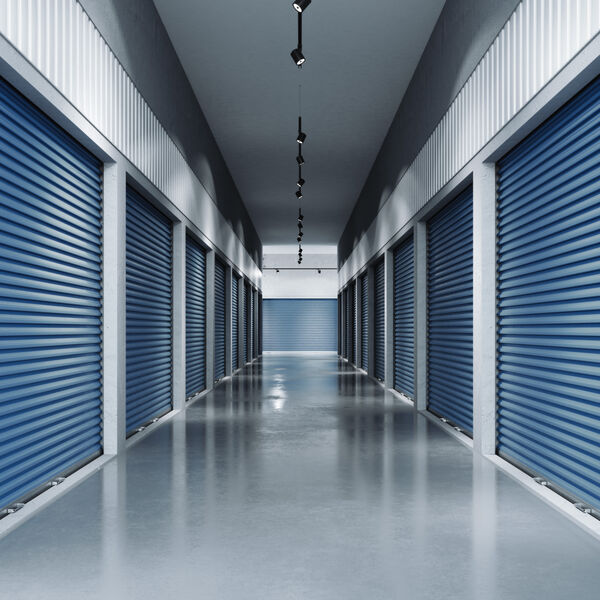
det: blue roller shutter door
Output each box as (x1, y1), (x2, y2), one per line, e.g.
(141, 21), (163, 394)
(361, 275), (368, 370)
(244, 283), (250, 363)
(214, 259), (226, 381)
(374, 259), (385, 381)
(250, 289), (256, 359)
(185, 236), (206, 397)
(258, 293), (263, 355)
(263, 300), (337, 351)
(427, 187), (473, 433)
(126, 187), (173, 434)
(232, 276), (239, 371)
(338, 293), (342, 355)
(352, 281), (357, 364)
(497, 76), (600, 511)
(394, 236), (415, 398)
(0, 78), (103, 511)
(345, 287), (352, 360)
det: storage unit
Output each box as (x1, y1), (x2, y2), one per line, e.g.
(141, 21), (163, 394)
(497, 77), (600, 511)
(214, 258), (226, 381)
(126, 186), (173, 434)
(0, 78), (103, 511)
(345, 286), (352, 360)
(232, 275), (239, 371)
(185, 236), (206, 398)
(251, 288), (256, 359)
(393, 235), (415, 399)
(374, 259), (385, 381)
(263, 299), (337, 351)
(258, 292), (263, 356)
(352, 280), (357, 365)
(361, 274), (368, 371)
(338, 293), (342, 355)
(244, 282), (250, 363)
(427, 187), (473, 433)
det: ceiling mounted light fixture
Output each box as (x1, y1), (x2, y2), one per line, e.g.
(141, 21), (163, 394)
(296, 154), (305, 166)
(293, 0), (311, 13)
(291, 48), (305, 66)
(297, 178), (305, 188)
(296, 190), (303, 199)
(290, 7), (307, 67)
(297, 117), (307, 144)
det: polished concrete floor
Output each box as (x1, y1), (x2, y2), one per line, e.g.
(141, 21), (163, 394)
(1, 354), (599, 599)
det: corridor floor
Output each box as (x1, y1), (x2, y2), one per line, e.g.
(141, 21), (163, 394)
(1, 354), (599, 600)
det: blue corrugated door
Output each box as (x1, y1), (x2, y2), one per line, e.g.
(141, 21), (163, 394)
(263, 300), (337, 351)
(352, 281), (357, 364)
(126, 187), (173, 434)
(361, 274), (368, 370)
(232, 275), (239, 371)
(244, 282), (250, 363)
(338, 293), (342, 355)
(250, 288), (256, 359)
(394, 235), (415, 398)
(497, 76), (600, 511)
(185, 236), (206, 397)
(258, 292), (263, 355)
(214, 259), (226, 381)
(345, 287), (352, 360)
(374, 259), (385, 380)
(427, 187), (473, 433)
(0, 78), (103, 511)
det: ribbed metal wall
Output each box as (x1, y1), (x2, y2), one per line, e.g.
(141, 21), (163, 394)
(497, 75), (600, 511)
(0, 0), (261, 281)
(185, 236), (206, 398)
(334, 0), (600, 284)
(263, 300), (337, 352)
(352, 281), (358, 365)
(393, 236), (415, 399)
(427, 188), (473, 433)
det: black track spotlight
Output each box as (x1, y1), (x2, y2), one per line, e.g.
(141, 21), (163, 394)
(298, 230), (303, 237)
(318, 269), (322, 274)
(297, 178), (305, 188)
(298, 210), (304, 221)
(293, 0), (311, 13)
(297, 131), (307, 144)
(298, 222), (303, 230)
(297, 236), (302, 243)
(298, 259), (302, 264)
(291, 48), (305, 66)
(296, 154), (305, 166)
(296, 189), (303, 199)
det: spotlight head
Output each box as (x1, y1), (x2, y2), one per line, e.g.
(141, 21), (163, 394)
(298, 211), (304, 221)
(298, 231), (303, 237)
(297, 132), (307, 144)
(296, 154), (305, 166)
(293, 0), (311, 13)
(297, 178), (305, 188)
(318, 269), (322, 274)
(298, 259), (302, 264)
(276, 269), (280, 273)
(296, 190), (303, 199)
(297, 236), (302, 243)
(291, 48), (305, 66)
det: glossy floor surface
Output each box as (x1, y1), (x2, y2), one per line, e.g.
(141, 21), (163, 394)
(1, 355), (599, 599)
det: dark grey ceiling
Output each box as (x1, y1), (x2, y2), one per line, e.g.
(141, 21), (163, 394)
(153, 0), (445, 246)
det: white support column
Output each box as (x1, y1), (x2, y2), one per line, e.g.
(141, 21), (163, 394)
(102, 161), (126, 455)
(414, 220), (428, 411)
(367, 264), (376, 378)
(384, 249), (394, 388)
(172, 221), (186, 411)
(205, 250), (215, 390)
(473, 161), (497, 455)
(225, 265), (233, 376)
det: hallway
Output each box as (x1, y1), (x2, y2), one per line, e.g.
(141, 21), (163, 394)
(1, 354), (599, 600)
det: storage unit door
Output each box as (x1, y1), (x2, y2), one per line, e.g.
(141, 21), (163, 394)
(0, 78), (103, 511)
(427, 187), (473, 433)
(345, 287), (352, 360)
(497, 77), (600, 511)
(185, 236), (206, 397)
(263, 300), (337, 351)
(352, 281), (357, 364)
(126, 187), (173, 434)
(361, 275), (368, 370)
(394, 236), (415, 398)
(214, 259), (226, 381)
(338, 293), (342, 355)
(374, 259), (385, 380)
(244, 283), (250, 363)
(250, 289), (256, 359)
(232, 276), (239, 371)
(258, 293), (263, 355)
